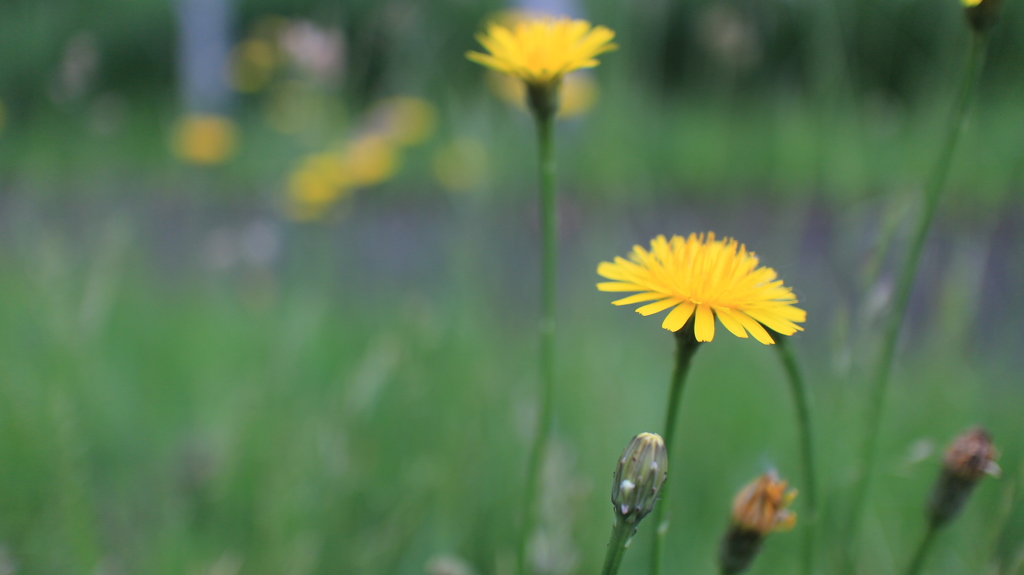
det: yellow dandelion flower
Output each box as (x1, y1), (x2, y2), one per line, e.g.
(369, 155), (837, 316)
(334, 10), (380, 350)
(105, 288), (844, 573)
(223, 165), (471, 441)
(172, 114), (237, 165)
(731, 471), (798, 535)
(596, 232), (806, 344)
(466, 17), (617, 87)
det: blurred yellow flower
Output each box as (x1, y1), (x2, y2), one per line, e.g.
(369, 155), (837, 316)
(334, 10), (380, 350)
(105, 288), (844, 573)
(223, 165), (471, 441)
(597, 233), (806, 343)
(962, 0), (983, 7)
(231, 39), (278, 93)
(433, 137), (488, 193)
(172, 114), (237, 165)
(287, 157), (350, 221)
(372, 97), (437, 146)
(487, 71), (598, 117)
(466, 17), (617, 87)
(731, 471), (798, 535)
(343, 134), (398, 186)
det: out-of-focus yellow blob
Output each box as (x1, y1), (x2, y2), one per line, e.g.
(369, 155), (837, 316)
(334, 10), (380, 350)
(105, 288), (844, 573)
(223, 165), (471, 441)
(303, 151), (350, 188)
(486, 71), (598, 118)
(343, 134), (398, 186)
(287, 162), (349, 221)
(433, 138), (488, 193)
(173, 114), (238, 165)
(372, 97), (438, 146)
(231, 39), (278, 93)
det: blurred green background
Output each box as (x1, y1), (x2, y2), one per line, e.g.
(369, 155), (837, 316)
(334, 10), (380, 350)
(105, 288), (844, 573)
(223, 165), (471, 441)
(0, 0), (1022, 574)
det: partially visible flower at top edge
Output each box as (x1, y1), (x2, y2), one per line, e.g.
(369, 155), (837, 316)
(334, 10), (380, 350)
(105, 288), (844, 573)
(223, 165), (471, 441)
(596, 232), (806, 344)
(962, 0), (1002, 32)
(467, 16), (616, 117)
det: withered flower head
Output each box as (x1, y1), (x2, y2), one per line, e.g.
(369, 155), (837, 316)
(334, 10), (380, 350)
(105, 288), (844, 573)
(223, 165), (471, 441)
(611, 432), (668, 524)
(943, 427), (1001, 481)
(731, 470), (797, 534)
(720, 471), (798, 575)
(928, 427), (1000, 527)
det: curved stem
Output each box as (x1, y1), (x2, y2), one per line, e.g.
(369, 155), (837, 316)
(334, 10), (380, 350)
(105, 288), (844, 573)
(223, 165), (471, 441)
(601, 518), (637, 575)
(905, 524), (939, 575)
(774, 336), (818, 575)
(518, 110), (557, 575)
(844, 30), (988, 571)
(650, 321), (702, 575)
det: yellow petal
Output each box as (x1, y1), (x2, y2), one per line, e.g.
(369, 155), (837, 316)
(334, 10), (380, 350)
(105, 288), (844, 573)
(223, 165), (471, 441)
(733, 312), (775, 344)
(636, 298), (681, 316)
(612, 292), (670, 306)
(662, 301), (696, 332)
(714, 307), (749, 338)
(694, 304), (716, 342)
(597, 282), (648, 292)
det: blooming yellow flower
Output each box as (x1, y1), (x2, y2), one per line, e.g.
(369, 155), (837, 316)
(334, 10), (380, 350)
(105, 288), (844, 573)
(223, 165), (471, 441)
(731, 471), (798, 535)
(466, 17), (617, 87)
(596, 233), (805, 344)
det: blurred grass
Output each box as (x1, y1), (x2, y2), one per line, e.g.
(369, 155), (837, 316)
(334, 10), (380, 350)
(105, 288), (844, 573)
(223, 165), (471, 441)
(0, 199), (1020, 574)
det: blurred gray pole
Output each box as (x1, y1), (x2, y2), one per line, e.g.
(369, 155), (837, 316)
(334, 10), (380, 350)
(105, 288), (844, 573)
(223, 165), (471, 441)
(176, 0), (233, 113)
(518, 0), (581, 18)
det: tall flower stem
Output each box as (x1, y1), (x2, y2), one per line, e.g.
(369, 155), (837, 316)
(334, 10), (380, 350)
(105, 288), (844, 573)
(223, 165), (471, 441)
(650, 320), (702, 575)
(519, 92), (558, 575)
(905, 524), (939, 575)
(773, 336), (818, 575)
(602, 518), (637, 575)
(844, 30), (988, 568)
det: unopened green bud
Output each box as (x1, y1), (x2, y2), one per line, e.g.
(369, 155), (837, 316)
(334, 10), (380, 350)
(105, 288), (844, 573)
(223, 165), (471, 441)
(928, 427), (1000, 528)
(611, 432), (668, 524)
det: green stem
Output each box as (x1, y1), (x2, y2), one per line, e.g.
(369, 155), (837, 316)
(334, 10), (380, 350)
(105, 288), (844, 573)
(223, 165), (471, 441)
(774, 336), (818, 575)
(650, 321), (702, 575)
(905, 524), (939, 575)
(601, 518), (637, 575)
(844, 30), (988, 570)
(519, 108), (557, 575)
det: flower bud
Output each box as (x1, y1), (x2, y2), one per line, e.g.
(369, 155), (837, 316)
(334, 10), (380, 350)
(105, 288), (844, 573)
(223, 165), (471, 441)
(963, 0), (1002, 33)
(719, 471), (798, 575)
(928, 427), (1000, 528)
(611, 433), (668, 524)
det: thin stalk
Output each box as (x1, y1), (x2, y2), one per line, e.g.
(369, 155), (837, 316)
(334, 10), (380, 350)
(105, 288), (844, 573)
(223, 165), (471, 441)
(601, 518), (637, 575)
(518, 109), (557, 575)
(905, 524), (939, 575)
(774, 336), (818, 575)
(650, 321), (702, 575)
(844, 31), (988, 569)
